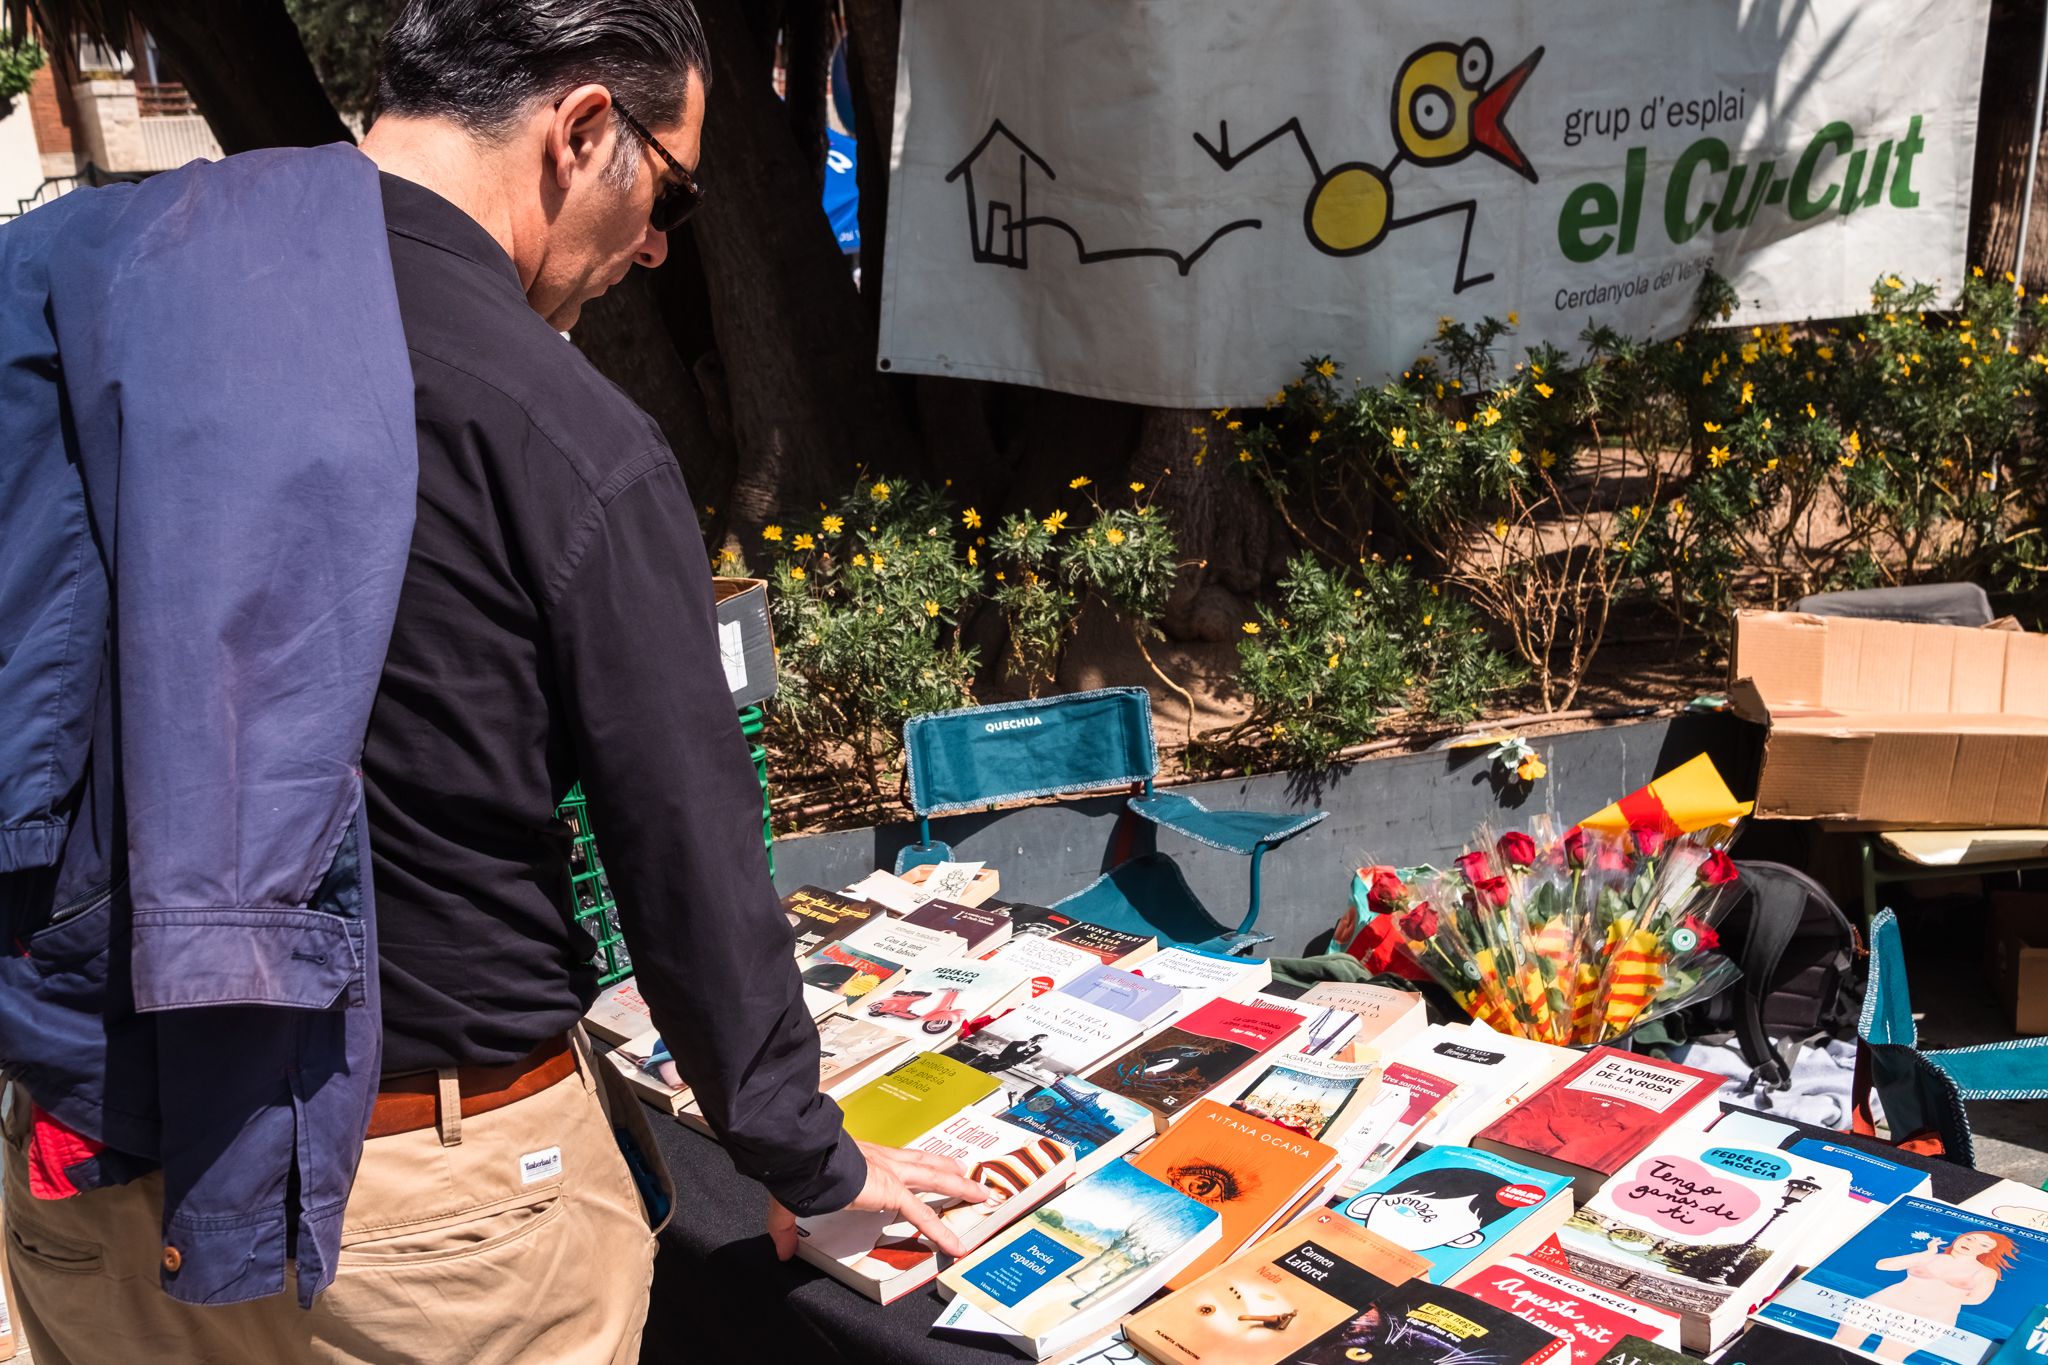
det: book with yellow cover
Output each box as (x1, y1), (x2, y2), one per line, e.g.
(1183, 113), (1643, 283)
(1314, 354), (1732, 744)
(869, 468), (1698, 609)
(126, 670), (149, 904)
(1125, 1211), (1431, 1365)
(1130, 1100), (1341, 1290)
(837, 1051), (1000, 1148)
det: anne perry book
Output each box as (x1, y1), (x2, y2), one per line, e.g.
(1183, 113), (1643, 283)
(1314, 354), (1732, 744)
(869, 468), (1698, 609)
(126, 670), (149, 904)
(1085, 998), (1303, 1129)
(836, 1050), (1001, 1148)
(1556, 1130), (1849, 1353)
(1049, 921), (1159, 969)
(1125, 1210), (1432, 1365)
(936, 1158), (1223, 1360)
(1130, 1100), (1341, 1289)
(1472, 1047), (1724, 1201)
(782, 884), (878, 956)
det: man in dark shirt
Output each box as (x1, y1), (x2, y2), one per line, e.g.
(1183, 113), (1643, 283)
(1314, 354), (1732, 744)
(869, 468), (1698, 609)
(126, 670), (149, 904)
(0, 1), (988, 1361)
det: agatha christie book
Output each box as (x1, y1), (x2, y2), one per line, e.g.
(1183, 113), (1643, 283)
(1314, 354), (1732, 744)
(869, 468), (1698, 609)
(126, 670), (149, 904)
(1227, 1053), (1382, 1143)
(1458, 1254), (1684, 1364)
(1557, 1130), (1849, 1353)
(782, 884), (879, 956)
(1085, 998), (1303, 1127)
(1335, 1145), (1574, 1288)
(1472, 1047), (1724, 1201)
(997, 1077), (1158, 1180)
(1288, 1279), (1567, 1365)
(936, 1158), (1223, 1360)
(1752, 1195), (2048, 1365)
(1130, 1100), (1342, 1289)
(1125, 1211), (1432, 1365)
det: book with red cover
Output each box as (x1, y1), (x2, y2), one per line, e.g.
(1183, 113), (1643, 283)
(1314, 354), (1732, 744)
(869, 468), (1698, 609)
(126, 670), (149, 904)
(1129, 1100), (1341, 1290)
(1085, 998), (1303, 1127)
(1457, 1254), (1684, 1364)
(1471, 1046), (1722, 1201)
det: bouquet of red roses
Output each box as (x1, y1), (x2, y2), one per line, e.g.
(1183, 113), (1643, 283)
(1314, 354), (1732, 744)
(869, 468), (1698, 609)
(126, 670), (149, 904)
(1356, 756), (1752, 1044)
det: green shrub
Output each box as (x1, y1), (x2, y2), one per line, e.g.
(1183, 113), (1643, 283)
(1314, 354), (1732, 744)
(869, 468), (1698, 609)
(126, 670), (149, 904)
(1234, 555), (1522, 768)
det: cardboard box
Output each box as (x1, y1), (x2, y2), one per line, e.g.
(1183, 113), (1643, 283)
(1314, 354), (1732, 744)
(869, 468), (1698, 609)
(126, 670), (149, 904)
(713, 577), (777, 709)
(1730, 610), (2048, 826)
(1987, 891), (2048, 1035)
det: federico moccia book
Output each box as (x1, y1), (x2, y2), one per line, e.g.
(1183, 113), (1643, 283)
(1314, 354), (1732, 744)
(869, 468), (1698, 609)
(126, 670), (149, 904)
(1085, 999), (1304, 1123)
(1459, 1254), (1684, 1364)
(1753, 1195), (2048, 1365)
(860, 960), (1028, 1041)
(1124, 1210), (1431, 1365)
(938, 1158), (1223, 1359)
(1129, 1099), (1340, 1289)
(1473, 1047), (1723, 1199)
(1558, 1131), (1848, 1353)
(1336, 1145), (1574, 1288)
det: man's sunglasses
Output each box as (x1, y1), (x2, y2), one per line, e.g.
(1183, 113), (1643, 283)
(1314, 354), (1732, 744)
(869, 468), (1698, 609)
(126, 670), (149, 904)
(615, 101), (705, 232)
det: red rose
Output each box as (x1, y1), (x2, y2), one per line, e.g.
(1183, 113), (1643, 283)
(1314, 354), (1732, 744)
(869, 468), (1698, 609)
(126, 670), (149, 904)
(1699, 849), (1739, 886)
(1369, 865), (1409, 913)
(1455, 850), (1493, 884)
(1496, 831), (1538, 868)
(1681, 914), (1722, 951)
(1399, 902), (1441, 940)
(1595, 843), (1631, 874)
(1561, 825), (1589, 869)
(1472, 875), (1512, 910)
(1633, 826), (1668, 858)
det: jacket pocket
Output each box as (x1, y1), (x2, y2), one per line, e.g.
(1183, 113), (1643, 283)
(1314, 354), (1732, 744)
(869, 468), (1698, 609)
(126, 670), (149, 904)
(26, 881), (115, 978)
(129, 909), (358, 1010)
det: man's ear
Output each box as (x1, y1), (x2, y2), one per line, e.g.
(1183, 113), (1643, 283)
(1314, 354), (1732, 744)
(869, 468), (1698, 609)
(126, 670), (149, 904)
(1447, 1228), (1486, 1248)
(546, 83), (616, 189)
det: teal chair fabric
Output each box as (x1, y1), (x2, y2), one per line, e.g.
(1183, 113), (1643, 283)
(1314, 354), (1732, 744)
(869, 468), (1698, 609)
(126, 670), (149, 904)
(895, 687), (1326, 952)
(1863, 909), (2048, 1101)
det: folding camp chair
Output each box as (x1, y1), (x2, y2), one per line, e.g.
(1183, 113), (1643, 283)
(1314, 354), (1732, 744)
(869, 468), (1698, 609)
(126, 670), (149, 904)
(1854, 908), (2048, 1166)
(896, 687), (1327, 955)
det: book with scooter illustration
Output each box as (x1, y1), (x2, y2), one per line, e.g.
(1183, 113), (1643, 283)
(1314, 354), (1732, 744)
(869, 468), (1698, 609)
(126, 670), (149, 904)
(865, 960), (1034, 1043)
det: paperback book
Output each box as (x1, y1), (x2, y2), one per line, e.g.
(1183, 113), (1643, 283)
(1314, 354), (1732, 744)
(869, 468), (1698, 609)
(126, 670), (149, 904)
(1288, 1279), (1568, 1365)
(582, 975), (652, 1046)
(859, 960), (1030, 1043)
(1345, 1061), (1461, 1181)
(1753, 1195), (2048, 1365)
(1227, 1053), (1382, 1143)
(1132, 947), (1272, 1001)
(1298, 980), (1428, 1055)
(1049, 922), (1160, 969)
(1472, 1047), (1725, 1202)
(838, 915), (969, 971)
(1557, 1129), (1849, 1353)
(905, 898), (1013, 954)
(1398, 1023), (1578, 1148)
(1458, 1253), (1684, 1364)
(782, 885), (879, 956)
(987, 934), (1108, 998)
(796, 939), (906, 1015)
(994, 902), (1079, 943)
(841, 868), (934, 914)
(836, 1050), (1001, 1148)
(997, 1077), (1158, 1180)
(815, 1009), (921, 1099)
(1784, 1138), (1933, 1240)
(1056, 964), (1184, 1028)
(942, 993), (1147, 1109)
(1124, 1210), (1432, 1365)
(1334, 1144), (1575, 1288)
(936, 1158), (1224, 1360)
(1130, 1100), (1342, 1289)
(604, 1028), (693, 1116)
(1716, 1322), (1871, 1363)
(1085, 998), (1304, 1127)
(1963, 1180), (2048, 1235)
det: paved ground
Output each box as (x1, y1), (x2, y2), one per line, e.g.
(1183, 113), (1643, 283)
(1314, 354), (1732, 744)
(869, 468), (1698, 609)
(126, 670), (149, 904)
(1893, 892), (2048, 1189)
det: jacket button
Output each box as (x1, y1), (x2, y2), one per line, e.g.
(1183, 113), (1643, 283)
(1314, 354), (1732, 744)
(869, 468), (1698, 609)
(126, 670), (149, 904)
(162, 1245), (182, 1273)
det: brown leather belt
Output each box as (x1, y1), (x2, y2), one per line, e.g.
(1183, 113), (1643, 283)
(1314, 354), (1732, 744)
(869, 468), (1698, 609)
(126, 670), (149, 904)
(367, 1034), (576, 1140)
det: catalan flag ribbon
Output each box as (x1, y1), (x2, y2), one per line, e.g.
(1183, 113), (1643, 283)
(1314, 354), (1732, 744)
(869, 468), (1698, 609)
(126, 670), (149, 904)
(1577, 753), (1752, 840)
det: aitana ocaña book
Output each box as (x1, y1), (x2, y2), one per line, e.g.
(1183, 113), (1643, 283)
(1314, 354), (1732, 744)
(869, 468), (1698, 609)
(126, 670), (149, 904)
(1753, 1195), (2048, 1365)
(937, 1159), (1223, 1360)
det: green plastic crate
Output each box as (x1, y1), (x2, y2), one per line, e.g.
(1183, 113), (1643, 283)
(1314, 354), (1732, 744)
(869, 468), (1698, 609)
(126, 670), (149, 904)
(559, 708), (775, 987)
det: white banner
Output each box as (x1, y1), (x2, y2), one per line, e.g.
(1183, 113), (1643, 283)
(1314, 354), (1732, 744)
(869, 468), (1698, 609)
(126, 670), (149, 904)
(878, 0), (1990, 407)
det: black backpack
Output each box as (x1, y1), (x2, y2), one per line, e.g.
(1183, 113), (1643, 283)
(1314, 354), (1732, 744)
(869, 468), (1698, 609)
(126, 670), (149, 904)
(1696, 860), (1864, 1087)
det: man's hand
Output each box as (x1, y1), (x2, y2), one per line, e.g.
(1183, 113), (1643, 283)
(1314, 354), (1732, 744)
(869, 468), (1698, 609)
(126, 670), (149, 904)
(766, 1139), (1002, 1261)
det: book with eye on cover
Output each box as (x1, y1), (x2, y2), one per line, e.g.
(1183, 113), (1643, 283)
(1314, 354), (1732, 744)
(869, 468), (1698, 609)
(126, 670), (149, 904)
(1125, 1210), (1432, 1365)
(1084, 998), (1303, 1129)
(935, 1158), (1223, 1360)
(1130, 1100), (1341, 1290)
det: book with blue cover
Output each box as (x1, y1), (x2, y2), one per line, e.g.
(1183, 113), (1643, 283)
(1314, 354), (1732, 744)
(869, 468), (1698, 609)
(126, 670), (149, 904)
(1333, 1143), (1574, 1288)
(998, 1077), (1156, 1179)
(1786, 1138), (1932, 1235)
(1753, 1195), (2048, 1365)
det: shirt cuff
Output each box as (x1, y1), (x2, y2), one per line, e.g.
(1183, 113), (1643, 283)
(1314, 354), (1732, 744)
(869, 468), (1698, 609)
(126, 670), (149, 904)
(766, 1127), (868, 1217)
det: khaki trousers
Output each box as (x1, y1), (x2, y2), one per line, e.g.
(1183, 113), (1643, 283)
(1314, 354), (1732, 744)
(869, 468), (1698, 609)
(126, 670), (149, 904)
(3, 1032), (664, 1365)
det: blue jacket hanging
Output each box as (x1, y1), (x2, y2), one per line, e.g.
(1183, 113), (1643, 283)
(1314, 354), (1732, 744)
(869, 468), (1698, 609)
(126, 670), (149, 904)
(0, 143), (416, 1307)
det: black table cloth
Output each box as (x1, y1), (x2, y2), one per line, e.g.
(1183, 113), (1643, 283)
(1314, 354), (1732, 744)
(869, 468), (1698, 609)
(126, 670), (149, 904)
(636, 1108), (2000, 1364)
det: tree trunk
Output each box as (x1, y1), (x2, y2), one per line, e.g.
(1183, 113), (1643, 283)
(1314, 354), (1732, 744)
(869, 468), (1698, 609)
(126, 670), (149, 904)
(129, 0), (353, 151)
(1125, 407), (1275, 642)
(842, 0), (898, 343)
(781, 0), (833, 191)
(689, 0), (911, 535)
(1970, 0), (2048, 284)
